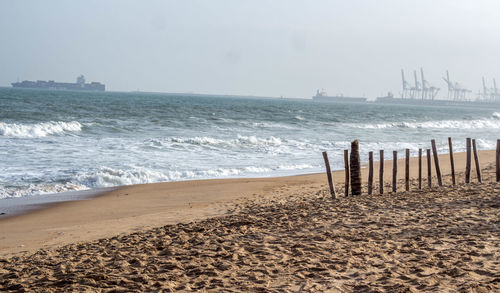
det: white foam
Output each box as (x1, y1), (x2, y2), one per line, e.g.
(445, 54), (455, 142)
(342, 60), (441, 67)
(156, 135), (284, 149)
(352, 118), (500, 130)
(475, 138), (496, 150)
(0, 182), (88, 199)
(0, 121), (83, 138)
(75, 166), (171, 188)
(277, 164), (315, 170)
(168, 136), (226, 146)
(70, 165), (277, 192)
(236, 135), (283, 146)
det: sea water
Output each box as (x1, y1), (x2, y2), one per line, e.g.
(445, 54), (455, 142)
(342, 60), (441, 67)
(1, 87), (499, 199)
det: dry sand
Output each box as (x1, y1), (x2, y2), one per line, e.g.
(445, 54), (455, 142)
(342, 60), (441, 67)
(0, 150), (499, 291)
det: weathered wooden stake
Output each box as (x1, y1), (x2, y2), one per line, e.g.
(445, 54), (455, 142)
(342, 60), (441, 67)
(344, 149), (349, 197)
(448, 137), (456, 186)
(405, 149), (410, 191)
(431, 139), (443, 187)
(497, 139), (500, 182)
(472, 139), (482, 183)
(427, 149), (432, 187)
(379, 150), (384, 194)
(350, 140), (362, 196)
(322, 151), (336, 199)
(465, 138), (472, 184)
(368, 151), (374, 195)
(392, 151), (397, 193)
(418, 148), (422, 190)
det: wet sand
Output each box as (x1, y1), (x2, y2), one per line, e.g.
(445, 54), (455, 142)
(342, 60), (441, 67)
(0, 150), (499, 291)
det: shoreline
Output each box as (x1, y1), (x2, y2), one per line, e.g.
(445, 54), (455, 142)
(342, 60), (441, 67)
(0, 146), (489, 217)
(0, 187), (116, 218)
(0, 150), (495, 257)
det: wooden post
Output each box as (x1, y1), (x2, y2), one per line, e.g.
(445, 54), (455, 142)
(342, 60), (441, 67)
(472, 139), (482, 183)
(431, 139), (443, 187)
(448, 137), (456, 186)
(350, 140), (362, 196)
(392, 151), (397, 193)
(465, 138), (471, 184)
(368, 151), (374, 195)
(344, 149), (349, 197)
(427, 149), (432, 188)
(379, 150), (384, 194)
(322, 151), (336, 199)
(405, 149), (410, 191)
(418, 148), (422, 190)
(497, 139), (500, 182)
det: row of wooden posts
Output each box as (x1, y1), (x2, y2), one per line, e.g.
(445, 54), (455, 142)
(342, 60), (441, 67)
(322, 138), (500, 199)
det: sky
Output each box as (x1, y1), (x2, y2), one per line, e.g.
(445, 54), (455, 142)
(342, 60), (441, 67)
(1, 0), (499, 98)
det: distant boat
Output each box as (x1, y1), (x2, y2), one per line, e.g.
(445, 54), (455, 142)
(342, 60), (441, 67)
(312, 89), (367, 103)
(11, 75), (105, 91)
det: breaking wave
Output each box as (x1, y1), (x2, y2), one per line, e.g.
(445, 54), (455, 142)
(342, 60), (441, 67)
(75, 165), (279, 189)
(0, 182), (87, 199)
(149, 135), (284, 149)
(353, 117), (500, 130)
(0, 163), (320, 199)
(0, 121), (83, 138)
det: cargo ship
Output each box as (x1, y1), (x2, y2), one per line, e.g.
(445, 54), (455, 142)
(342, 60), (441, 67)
(11, 75), (105, 91)
(312, 89), (367, 103)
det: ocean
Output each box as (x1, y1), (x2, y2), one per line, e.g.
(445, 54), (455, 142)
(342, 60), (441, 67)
(1, 87), (499, 200)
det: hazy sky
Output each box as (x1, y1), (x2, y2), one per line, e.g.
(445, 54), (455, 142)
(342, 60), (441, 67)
(1, 0), (499, 98)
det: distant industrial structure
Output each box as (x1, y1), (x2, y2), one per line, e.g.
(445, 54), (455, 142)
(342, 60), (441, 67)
(477, 77), (500, 102)
(400, 68), (439, 100)
(377, 69), (499, 105)
(12, 75), (105, 91)
(442, 70), (472, 101)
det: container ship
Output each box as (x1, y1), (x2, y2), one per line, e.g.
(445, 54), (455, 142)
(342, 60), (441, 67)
(312, 89), (367, 103)
(11, 75), (105, 91)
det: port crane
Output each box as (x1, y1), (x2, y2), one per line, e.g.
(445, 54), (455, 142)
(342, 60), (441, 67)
(442, 70), (471, 101)
(420, 68), (439, 100)
(478, 77), (500, 102)
(400, 69), (420, 99)
(400, 69), (411, 99)
(400, 68), (439, 100)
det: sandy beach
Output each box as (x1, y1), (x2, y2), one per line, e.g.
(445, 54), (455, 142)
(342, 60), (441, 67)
(4, 1), (500, 291)
(0, 150), (499, 291)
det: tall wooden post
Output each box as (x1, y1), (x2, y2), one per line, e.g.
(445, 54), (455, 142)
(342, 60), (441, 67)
(379, 150), (384, 194)
(392, 151), (397, 193)
(418, 148), (422, 190)
(431, 139), (443, 187)
(405, 149), (410, 191)
(497, 139), (500, 182)
(322, 151), (336, 199)
(448, 137), (456, 186)
(344, 149), (349, 197)
(427, 149), (432, 187)
(465, 138), (472, 184)
(350, 140), (362, 196)
(368, 151), (374, 195)
(472, 139), (482, 183)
